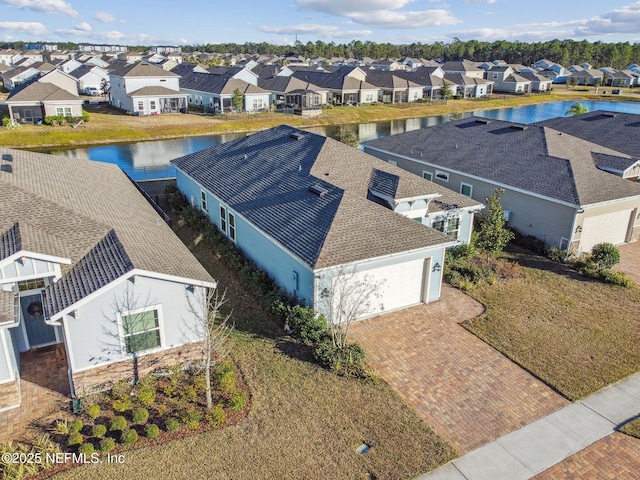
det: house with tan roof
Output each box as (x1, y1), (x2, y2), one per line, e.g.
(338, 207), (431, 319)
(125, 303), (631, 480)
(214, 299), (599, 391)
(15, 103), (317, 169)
(171, 125), (482, 320)
(363, 115), (640, 254)
(5, 81), (83, 124)
(0, 148), (215, 412)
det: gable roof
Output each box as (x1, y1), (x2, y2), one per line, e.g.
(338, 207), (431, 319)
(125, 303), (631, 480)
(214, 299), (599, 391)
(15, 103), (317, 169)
(172, 126), (479, 269)
(110, 61), (179, 78)
(0, 147), (214, 318)
(363, 117), (640, 207)
(6, 81), (81, 102)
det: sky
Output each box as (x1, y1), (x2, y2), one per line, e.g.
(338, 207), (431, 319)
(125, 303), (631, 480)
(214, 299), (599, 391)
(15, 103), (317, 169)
(2, 0), (640, 47)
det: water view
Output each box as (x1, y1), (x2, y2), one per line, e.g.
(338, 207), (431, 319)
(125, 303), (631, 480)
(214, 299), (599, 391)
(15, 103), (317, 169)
(48, 100), (640, 180)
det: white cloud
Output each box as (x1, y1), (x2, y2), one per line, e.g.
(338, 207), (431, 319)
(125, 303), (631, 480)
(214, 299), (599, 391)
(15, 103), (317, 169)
(463, 0), (496, 4)
(259, 23), (372, 38)
(295, 0), (461, 28)
(1, 0), (78, 17)
(94, 11), (125, 23)
(0, 21), (48, 36)
(55, 21), (92, 36)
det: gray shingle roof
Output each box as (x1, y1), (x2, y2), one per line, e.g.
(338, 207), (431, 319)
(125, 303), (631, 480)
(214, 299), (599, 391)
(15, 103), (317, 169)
(128, 85), (184, 96)
(363, 117), (640, 207)
(110, 61), (179, 78)
(0, 147), (214, 318)
(536, 111), (640, 159)
(172, 125), (480, 269)
(0, 221), (69, 261)
(6, 82), (81, 102)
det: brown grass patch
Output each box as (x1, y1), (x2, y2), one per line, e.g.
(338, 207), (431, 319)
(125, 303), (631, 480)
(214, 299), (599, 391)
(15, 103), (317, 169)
(463, 251), (640, 400)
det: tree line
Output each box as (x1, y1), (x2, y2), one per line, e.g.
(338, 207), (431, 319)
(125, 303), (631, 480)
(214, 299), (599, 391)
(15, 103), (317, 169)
(3, 38), (640, 69)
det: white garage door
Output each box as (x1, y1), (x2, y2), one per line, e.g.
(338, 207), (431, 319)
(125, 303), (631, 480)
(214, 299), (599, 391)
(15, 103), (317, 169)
(580, 210), (632, 252)
(350, 258), (428, 317)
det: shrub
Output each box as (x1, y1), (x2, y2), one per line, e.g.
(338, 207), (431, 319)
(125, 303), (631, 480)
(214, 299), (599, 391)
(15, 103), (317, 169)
(91, 424), (107, 438)
(66, 432), (83, 447)
(446, 243), (477, 261)
(69, 418), (83, 433)
(546, 246), (568, 263)
(599, 269), (634, 287)
(179, 384), (198, 403)
(285, 304), (327, 344)
(99, 438), (116, 453)
(165, 417), (180, 433)
(181, 407), (202, 430)
(112, 396), (132, 413)
(86, 404), (101, 420)
(228, 390), (248, 412)
(111, 380), (131, 399)
(136, 376), (157, 406)
(144, 423), (160, 439)
(591, 243), (620, 271)
(132, 407), (149, 425)
(51, 419), (70, 435)
(490, 257), (522, 280)
(120, 429), (138, 447)
(78, 443), (94, 455)
(313, 334), (366, 371)
(205, 404), (226, 427)
(1, 117), (11, 127)
(215, 361), (236, 394)
(109, 415), (127, 432)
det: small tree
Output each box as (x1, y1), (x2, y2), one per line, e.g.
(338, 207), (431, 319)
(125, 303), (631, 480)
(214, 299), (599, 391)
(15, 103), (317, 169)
(475, 188), (514, 257)
(100, 78), (109, 97)
(232, 88), (244, 112)
(318, 269), (384, 350)
(334, 125), (359, 148)
(566, 103), (588, 116)
(186, 287), (233, 409)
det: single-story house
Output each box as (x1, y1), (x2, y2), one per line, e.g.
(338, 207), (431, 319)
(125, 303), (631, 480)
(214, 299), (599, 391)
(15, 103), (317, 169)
(171, 125), (482, 321)
(362, 115), (640, 254)
(0, 147), (215, 412)
(5, 82), (84, 124)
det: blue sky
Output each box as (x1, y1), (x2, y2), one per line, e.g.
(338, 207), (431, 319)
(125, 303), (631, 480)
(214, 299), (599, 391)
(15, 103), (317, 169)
(2, 0), (640, 46)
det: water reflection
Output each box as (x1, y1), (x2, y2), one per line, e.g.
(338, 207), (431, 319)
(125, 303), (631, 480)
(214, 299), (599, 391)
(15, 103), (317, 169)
(44, 100), (640, 180)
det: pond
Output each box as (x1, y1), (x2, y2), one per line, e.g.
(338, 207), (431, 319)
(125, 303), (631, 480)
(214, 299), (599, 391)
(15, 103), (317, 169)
(47, 100), (640, 181)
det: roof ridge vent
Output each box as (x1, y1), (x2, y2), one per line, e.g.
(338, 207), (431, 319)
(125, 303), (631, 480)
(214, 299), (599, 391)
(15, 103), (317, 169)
(475, 118), (491, 124)
(308, 184), (328, 197)
(602, 112), (617, 117)
(290, 132), (304, 140)
(510, 124), (528, 131)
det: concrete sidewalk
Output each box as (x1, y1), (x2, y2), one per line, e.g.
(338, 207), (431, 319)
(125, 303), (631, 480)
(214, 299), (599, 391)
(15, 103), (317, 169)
(418, 371), (640, 480)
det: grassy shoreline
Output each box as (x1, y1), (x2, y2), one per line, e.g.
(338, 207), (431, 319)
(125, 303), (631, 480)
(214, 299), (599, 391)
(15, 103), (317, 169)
(2, 89), (637, 149)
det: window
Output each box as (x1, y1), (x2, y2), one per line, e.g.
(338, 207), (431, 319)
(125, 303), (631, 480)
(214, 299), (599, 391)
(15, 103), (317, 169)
(18, 278), (46, 291)
(55, 107), (72, 117)
(200, 190), (207, 212)
(365, 93), (374, 102)
(432, 219), (445, 232)
(460, 183), (473, 197)
(228, 212), (236, 242)
(447, 217), (460, 238)
(493, 73), (498, 79)
(220, 205), (227, 232)
(121, 308), (161, 354)
(422, 170), (433, 181)
(150, 100), (156, 110)
(137, 101), (144, 111)
(252, 98), (264, 109)
(435, 170), (449, 182)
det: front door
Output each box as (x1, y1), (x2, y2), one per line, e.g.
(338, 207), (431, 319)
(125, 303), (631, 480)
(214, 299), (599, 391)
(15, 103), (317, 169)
(21, 294), (56, 348)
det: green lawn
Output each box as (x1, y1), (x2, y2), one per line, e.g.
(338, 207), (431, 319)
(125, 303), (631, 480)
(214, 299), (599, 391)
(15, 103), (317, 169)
(53, 216), (455, 480)
(463, 250), (640, 401)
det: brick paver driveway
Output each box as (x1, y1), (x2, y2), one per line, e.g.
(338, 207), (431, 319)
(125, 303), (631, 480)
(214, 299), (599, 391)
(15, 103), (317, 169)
(349, 285), (569, 454)
(533, 433), (640, 479)
(616, 240), (640, 284)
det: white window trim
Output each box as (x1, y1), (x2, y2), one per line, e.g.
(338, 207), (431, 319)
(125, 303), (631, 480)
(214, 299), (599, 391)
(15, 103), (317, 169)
(460, 182), (473, 197)
(435, 170), (449, 182)
(116, 304), (164, 356)
(200, 190), (208, 212)
(228, 211), (236, 243)
(422, 170), (433, 181)
(220, 204), (227, 233)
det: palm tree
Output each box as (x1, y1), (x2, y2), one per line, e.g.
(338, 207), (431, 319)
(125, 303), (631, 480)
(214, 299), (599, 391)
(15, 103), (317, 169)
(566, 103), (589, 116)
